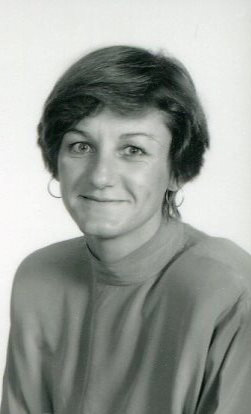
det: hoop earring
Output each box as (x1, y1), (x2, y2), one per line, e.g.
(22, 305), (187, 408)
(165, 188), (184, 217)
(175, 187), (184, 208)
(165, 188), (184, 207)
(47, 178), (62, 199)
(165, 190), (170, 206)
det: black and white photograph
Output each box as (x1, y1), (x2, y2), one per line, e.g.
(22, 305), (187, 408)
(1, 1), (251, 413)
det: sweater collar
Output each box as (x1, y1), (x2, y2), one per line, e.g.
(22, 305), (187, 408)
(86, 218), (185, 286)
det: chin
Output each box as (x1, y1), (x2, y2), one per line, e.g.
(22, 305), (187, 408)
(78, 219), (126, 239)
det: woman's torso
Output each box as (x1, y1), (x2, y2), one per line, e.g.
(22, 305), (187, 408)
(3, 219), (251, 414)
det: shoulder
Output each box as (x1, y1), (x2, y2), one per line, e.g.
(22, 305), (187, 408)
(11, 237), (91, 320)
(15, 236), (89, 282)
(181, 222), (251, 289)
(166, 222), (251, 317)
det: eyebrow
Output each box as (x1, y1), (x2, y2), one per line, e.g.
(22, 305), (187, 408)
(65, 128), (91, 138)
(120, 132), (158, 142)
(66, 128), (158, 142)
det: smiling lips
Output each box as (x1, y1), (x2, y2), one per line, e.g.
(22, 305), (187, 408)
(80, 195), (125, 203)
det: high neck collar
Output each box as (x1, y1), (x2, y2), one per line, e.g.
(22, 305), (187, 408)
(86, 218), (185, 286)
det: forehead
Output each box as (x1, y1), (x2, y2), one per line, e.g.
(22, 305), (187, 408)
(73, 107), (171, 139)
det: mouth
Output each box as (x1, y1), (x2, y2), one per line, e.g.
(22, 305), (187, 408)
(80, 195), (125, 203)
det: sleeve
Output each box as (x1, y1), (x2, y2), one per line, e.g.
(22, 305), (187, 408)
(0, 260), (53, 414)
(196, 292), (251, 414)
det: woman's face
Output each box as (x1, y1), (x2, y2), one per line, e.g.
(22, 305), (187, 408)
(58, 107), (175, 240)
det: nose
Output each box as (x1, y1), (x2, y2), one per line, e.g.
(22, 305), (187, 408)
(89, 154), (117, 189)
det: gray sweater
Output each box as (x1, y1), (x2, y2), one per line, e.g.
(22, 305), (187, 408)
(1, 219), (251, 413)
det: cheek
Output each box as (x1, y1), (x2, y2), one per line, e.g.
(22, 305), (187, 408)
(58, 158), (87, 191)
(128, 162), (169, 201)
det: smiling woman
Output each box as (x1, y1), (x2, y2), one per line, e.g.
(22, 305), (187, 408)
(1, 45), (251, 414)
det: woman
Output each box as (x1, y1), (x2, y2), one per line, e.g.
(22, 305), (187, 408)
(1, 45), (251, 414)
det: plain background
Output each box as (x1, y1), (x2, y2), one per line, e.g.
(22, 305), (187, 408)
(0, 0), (251, 398)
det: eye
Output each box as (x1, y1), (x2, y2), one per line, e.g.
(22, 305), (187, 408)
(69, 142), (93, 154)
(122, 146), (145, 156)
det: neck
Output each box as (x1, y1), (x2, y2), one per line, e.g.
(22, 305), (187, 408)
(86, 215), (163, 263)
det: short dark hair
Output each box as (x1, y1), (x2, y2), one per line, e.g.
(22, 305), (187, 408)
(38, 45), (209, 218)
